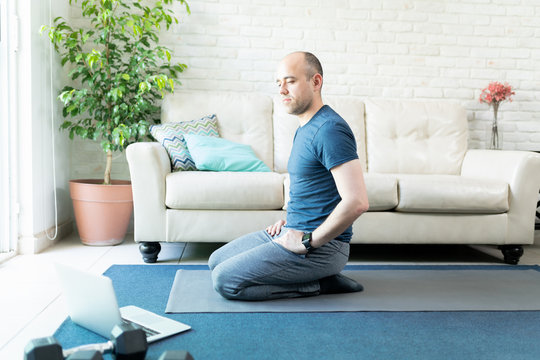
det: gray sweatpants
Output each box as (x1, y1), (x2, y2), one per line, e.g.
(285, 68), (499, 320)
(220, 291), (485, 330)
(208, 229), (349, 301)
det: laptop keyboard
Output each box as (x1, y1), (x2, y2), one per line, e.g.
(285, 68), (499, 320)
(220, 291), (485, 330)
(122, 319), (160, 338)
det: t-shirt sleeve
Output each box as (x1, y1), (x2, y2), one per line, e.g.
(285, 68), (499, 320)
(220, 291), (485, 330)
(313, 120), (359, 170)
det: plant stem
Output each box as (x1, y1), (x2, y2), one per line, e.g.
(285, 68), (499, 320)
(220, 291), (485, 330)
(104, 150), (112, 185)
(103, 2), (116, 184)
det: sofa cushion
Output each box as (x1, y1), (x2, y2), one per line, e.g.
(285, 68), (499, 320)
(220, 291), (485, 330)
(184, 134), (270, 172)
(166, 171), (285, 210)
(364, 173), (398, 211)
(273, 96), (367, 173)
(283, 173), (398, 211)
(162, 91), (274, 170)
(149, 114), (219, 171)
(396, 175), (509, 213)
(365, 99), (468, 174)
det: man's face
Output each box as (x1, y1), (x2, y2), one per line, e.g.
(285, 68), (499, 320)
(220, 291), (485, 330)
(275, 54), (314, 116)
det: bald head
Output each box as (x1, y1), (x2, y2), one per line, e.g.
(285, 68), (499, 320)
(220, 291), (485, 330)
(283, 51), (323, 82)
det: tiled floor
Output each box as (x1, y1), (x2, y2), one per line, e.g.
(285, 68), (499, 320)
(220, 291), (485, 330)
(2, 231), (540, 359)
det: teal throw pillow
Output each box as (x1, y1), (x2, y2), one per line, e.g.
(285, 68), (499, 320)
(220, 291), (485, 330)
(150, 114), (220, 171)
(183, 134), (271, 172)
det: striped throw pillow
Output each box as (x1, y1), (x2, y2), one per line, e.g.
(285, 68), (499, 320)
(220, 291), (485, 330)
(150, 114), (220, 171)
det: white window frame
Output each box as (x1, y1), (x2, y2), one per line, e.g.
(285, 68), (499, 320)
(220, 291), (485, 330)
(0, 0), (18, 259)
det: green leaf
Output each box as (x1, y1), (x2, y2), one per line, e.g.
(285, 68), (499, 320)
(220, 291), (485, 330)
(138, 81), (149, 93)
(101, 141), (113, 153)
(87, 55), (95, 69)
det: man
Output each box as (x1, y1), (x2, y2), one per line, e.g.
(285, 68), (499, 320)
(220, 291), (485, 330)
(208, 51), (369, 301)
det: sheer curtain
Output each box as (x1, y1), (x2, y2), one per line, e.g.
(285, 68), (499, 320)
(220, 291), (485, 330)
(0, 0), (18, 257)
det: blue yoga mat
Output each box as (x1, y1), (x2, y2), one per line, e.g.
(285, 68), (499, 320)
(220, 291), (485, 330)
(53, 265), (540, 360)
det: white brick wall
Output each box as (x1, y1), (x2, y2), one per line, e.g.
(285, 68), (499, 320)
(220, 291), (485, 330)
(71, 0), (540, 180)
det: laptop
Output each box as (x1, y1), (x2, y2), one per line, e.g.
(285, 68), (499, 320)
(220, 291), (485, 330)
(55, 263), (191, 342)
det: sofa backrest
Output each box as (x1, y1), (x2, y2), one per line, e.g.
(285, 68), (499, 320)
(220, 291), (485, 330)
(161, 92), (468, 176)
(161, 91), (274, 169)
(273, 96), (367, 173)
(364, 99), (468, 175)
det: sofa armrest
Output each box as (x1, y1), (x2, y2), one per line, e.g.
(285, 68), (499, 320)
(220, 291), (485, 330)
(126, 142), (171, 243)
(461, 149), (540, 244)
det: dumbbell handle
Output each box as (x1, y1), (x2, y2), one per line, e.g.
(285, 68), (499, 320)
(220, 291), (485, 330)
(63, 340), (114, 358)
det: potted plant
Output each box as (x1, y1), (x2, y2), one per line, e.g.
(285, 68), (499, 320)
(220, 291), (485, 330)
(41, 0), (189, 245)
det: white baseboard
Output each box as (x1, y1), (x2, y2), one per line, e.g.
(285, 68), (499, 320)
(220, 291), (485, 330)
(18, 220), (74, 255)
(0, 251), (17, 265)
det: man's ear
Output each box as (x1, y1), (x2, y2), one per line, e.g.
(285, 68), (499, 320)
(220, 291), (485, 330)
(312, 73), (323, 91)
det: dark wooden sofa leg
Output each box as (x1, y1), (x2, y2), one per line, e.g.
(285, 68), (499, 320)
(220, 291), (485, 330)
(139, 242), (162, 263)
(498, 245), (524, 265)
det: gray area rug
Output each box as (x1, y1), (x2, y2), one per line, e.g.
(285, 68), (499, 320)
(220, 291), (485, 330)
(165, 268), (540, 313)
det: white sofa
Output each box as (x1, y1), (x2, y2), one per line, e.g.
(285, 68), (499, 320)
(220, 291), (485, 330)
(126, 91), (540, 264)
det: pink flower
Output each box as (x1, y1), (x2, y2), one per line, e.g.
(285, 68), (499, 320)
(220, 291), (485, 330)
(479, 82), (515, 105)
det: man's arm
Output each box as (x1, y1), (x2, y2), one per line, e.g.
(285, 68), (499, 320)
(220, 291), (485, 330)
(311, 158), (369, 247)
(274, 158), (369, 253)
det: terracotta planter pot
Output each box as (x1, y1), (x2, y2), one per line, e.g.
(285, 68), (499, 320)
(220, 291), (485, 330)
(69, 179), (133, 246)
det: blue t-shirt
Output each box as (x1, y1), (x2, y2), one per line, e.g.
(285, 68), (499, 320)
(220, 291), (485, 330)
(285, 105), (358, 242)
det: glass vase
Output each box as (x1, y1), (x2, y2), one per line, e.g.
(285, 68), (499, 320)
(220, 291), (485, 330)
(487, 102), (502, 150)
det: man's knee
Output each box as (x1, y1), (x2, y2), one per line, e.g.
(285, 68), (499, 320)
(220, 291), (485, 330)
(208, 251), (219, 270)
(211, 266), (239, 300)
